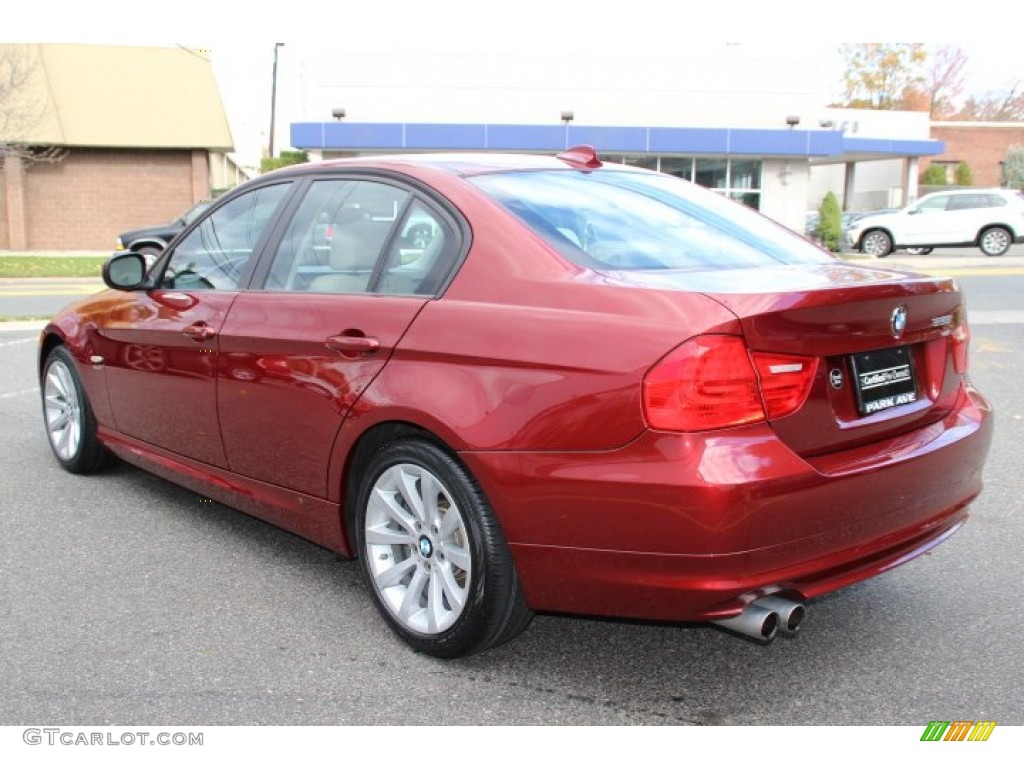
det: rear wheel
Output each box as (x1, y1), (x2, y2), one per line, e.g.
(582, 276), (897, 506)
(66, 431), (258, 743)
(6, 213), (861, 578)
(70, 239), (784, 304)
(905, 247), (933, 255)
(355, 438), (532, 657)
(979, 227), (1011, 257)
(42, 346), (112, 474)
(861, 230), (893, 257)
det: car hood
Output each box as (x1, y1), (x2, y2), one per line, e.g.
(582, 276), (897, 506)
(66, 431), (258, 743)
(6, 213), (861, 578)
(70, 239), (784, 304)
(118, 222), (181, 243)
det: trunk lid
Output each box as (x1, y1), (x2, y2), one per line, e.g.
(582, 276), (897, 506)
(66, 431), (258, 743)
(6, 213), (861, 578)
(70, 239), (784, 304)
(602, 263), (967, 457)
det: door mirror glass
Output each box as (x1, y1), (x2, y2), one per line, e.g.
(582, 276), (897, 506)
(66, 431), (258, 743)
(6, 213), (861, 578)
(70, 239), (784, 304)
(103, 253), (147, 290)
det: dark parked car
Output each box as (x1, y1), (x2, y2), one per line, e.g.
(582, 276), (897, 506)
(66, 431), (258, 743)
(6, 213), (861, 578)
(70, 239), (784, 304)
(41, 148), (993, 657)
(115, 200), (213, 262)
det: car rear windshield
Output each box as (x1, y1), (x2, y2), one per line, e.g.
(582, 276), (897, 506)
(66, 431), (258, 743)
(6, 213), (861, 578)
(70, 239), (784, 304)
(471, 169), (833, 270)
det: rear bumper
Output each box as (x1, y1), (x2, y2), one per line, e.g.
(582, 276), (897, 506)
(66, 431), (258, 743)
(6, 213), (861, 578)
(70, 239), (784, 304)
(460, 383), (993, 621)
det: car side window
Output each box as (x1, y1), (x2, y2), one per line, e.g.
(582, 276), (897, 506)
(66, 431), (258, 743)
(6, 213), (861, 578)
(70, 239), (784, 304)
(915, 195), (950, 213)
(948, 194), (987, 211)
(264, 179), (456, 296)
(376, 201), (458, 296)
(160, 184), (291, 290)
(265, 179), (409, 294)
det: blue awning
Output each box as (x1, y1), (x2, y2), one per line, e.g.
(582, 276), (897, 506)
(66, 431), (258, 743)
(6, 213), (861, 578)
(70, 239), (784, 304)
(291, 121), (944, 160)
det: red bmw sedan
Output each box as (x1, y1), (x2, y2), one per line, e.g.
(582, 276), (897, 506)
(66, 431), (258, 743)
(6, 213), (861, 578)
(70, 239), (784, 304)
(39, 148), (993, 657)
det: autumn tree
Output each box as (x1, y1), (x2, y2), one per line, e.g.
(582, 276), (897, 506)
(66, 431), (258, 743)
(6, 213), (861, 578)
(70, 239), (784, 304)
(839, 44), (927, 110)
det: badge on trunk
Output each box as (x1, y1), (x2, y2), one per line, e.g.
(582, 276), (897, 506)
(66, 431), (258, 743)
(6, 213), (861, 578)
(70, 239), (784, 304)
(891, 306), (908, 339)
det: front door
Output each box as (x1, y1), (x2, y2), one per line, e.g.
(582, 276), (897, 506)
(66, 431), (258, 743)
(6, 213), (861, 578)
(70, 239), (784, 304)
(102, 183), (292, 465)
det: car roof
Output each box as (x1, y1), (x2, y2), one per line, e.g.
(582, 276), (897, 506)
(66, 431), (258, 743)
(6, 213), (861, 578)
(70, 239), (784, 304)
(922, 188), (1009, 196)
(262, 151), (640, 180)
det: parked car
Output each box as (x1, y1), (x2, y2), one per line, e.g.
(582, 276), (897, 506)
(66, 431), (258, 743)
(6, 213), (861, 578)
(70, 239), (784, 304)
(115, 200), (214, 264)
(846, 189), (1024, 257)
(41, 148), (993, 657)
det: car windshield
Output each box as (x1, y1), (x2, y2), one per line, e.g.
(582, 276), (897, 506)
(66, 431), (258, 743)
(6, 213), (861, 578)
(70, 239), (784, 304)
(471, 169), (833, 271)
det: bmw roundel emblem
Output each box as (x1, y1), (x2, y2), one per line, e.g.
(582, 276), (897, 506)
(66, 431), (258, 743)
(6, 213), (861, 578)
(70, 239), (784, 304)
(891, 306), (908, 339)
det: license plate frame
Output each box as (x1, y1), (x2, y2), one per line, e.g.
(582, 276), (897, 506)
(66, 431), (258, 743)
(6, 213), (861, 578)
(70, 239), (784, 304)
(849, 346), (918, 416)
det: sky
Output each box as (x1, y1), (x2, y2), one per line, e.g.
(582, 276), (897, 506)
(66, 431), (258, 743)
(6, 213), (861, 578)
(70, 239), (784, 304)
(7, 0), (1023, 168)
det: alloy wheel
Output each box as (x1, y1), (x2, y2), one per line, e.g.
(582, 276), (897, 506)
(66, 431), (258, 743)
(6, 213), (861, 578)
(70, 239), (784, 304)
(364, 463), (472, 635)
(980, 227), (1011, 257)
(44, 359), (82, 461)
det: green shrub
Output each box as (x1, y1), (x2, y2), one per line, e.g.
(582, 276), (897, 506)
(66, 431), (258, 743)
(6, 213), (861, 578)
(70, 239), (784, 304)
(920, 164), (948, 185)
(1002, 145), (1024, 190)
(260, 150), (309, 174)
(818, 192), (843, 252)
(954, 162), (973, 186)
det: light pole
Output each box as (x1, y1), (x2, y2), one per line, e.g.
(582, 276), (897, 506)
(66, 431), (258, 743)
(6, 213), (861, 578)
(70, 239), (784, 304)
(561, 111), (574, 149)
(269, 43), (284, 159)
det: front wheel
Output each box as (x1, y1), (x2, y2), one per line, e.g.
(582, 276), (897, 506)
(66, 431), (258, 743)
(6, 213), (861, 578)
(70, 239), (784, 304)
(41, 346), (113, 474)
(860, 229), (893, 257)
(979, 227), (1012, 257)
(905, 247), (933, 255)
(355, 438), (532, 658)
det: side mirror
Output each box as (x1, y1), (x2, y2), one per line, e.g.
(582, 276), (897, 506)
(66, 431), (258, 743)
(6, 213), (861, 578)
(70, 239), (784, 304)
(908, 208), (922, 215)
(102, 253), (148, 290)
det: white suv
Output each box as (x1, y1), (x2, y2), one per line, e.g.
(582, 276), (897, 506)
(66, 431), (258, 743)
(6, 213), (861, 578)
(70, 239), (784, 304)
(848, 188), (1024, 257)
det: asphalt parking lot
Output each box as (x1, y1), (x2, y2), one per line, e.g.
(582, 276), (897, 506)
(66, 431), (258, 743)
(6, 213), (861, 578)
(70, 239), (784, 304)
(1, 264), (1022, 726)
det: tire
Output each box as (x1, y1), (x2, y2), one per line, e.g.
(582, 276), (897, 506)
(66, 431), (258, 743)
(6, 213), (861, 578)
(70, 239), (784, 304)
(41, 346), (113, 474)
(979, 227), (1012, 257)
(860, 229), (893, 257)
(355, 438), (532, 658)
(905, 247), (933, 255)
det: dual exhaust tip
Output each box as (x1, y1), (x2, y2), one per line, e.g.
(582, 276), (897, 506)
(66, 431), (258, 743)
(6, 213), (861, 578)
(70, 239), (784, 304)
(712, 595), (806, 642)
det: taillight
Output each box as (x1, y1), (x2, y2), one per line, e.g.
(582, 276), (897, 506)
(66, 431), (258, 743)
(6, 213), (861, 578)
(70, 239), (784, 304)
(951, 315), (970, 375)
(751, 352), (819, 419)
(643, 335), (764, 431)
(643, 335), (818, 432)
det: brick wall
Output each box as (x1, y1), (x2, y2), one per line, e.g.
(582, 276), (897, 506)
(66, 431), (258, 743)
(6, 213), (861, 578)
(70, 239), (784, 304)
(1, 148), (211, 250)
(926, 125), (1024, 188)
(0, 161), (10, 249)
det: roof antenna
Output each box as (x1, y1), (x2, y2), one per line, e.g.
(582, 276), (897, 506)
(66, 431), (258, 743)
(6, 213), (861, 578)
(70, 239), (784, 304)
(557, 145), (602, 169)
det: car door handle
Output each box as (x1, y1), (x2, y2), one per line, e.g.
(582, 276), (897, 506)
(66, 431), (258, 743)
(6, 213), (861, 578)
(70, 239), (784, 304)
(182, 322), (216, 342)
(326, 333), (380, 357)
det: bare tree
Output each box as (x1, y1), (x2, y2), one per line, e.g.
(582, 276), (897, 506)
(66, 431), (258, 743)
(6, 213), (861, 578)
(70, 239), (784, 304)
(956, 82), (1024, 121)
(924, 45), (967, 119)
(0, 44), (65, 164)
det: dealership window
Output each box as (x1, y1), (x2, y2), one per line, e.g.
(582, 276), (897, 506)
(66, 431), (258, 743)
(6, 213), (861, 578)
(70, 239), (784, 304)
(626, 156), (763, 210)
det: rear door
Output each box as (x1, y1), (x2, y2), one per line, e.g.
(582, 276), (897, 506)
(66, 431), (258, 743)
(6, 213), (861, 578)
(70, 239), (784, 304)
(216, 176), (462, 497)
(102, 183), (292, 465)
